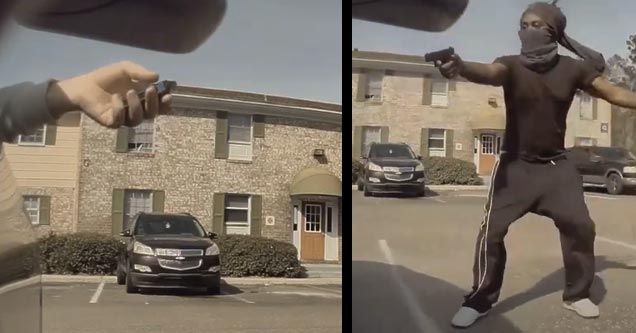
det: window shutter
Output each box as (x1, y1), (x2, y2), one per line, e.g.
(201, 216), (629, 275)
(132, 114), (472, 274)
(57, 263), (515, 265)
(449, 79), (456, 91)
(420, 128), (430, 157)
(445, 129), (454, 158)
(115, 127), (129, 153)
(253, 115), (265, 138)
(356, 73), (368, 102)
(39, 196), (51, 225)
(45, 125), (57, 146)
(380, 127), (389, 143)
(592, 98), (598, 120)
(152, 190), (165, 212)
(250, 195), (262, 236)
(422, 76), (432, 105)
(112, 189), (125, 235)
(353, 126), (363, 159)
(215, 112), (228, 159)
(212, 193), (225, 235)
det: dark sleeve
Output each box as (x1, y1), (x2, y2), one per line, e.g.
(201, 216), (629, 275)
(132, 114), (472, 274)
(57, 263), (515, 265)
(578, 60), (602, 89)
(0, 80), (56, 143)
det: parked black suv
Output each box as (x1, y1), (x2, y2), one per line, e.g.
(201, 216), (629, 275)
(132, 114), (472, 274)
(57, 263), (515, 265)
(568, 145), (636, 195)
(356, 142), (426, 197)
(117, 212), (221, 294)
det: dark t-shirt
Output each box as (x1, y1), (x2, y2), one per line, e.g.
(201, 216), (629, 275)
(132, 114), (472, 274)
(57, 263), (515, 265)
(494, 55), (601, 159)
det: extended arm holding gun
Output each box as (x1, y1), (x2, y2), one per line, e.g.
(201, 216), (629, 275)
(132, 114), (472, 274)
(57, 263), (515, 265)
(425, 47), (508, 87)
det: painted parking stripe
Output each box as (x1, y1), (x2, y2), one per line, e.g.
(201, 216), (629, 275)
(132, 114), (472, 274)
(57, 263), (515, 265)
(221, 291), (255, 304)
(89, 280), (105, 304)
(597, 236), (636, 251)
(301, 285), (342, 295)
(379, 239), (441, 333)
(584, 194), (618, 200)
(266, 291), (341, 299)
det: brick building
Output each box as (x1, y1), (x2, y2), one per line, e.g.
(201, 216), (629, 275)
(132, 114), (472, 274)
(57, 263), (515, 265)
(352, 50), (612, 176)
(5, 87), (342, 263)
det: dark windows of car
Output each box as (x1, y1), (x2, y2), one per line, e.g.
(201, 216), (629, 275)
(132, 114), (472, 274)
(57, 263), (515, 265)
(368, 144), (415, 159)
(134, 215), (205, 237)
(594, 147), (636, 161)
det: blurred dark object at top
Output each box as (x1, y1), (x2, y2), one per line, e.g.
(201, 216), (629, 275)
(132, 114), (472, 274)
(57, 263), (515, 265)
(12, 0), (227, 53)
(352, 0), (469, 32)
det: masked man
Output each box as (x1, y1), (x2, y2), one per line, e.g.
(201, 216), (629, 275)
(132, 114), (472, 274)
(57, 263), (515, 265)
(437, 2), (636, 328)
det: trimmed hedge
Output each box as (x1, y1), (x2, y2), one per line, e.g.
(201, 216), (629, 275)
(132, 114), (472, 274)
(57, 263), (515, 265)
(423, 156), (482, 185)
(352, 158), (363, 184)
(38, 233), (306, 278)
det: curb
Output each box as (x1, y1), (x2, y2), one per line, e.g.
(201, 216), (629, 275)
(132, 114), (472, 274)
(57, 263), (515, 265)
(351, 184), (487, 191)
(42, 275), (341, 286)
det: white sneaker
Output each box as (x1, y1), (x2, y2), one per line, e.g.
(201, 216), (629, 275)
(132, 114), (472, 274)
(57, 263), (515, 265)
(562, 298), (600, 318)
(451, 306), (489, 328)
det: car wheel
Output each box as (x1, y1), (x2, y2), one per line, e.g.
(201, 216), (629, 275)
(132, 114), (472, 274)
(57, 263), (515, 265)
(356, 178), (364, 191)
(363, 186), (372, 197)
(606, 173), (624, 195)
(206, 284), (221, 295)
(116, 264), (126, 285)
(416, 188), (426, 197)
(125, 268), (139, 294)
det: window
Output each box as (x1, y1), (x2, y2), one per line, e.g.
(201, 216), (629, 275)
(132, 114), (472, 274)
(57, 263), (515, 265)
(304, 204), (322, 233)
(496, 137), (502, 155)
(18, 125), (46, 145)
(481, 135), (495, 155)
(326, 206), (333, 233)
(578, 92), (595, 120)
(228, 114), (253, 160)
(23, 196), (41, 225)
(124, 190), (153, 231)
(428, 129), (446, 157)
(431, 80), (449, 107)
(575, 137), (597, 147)
(361, 126), (382, 157)
(128, 120), (154, 152)
(365, 71), (384, 101)
(224, 195), (250, 235)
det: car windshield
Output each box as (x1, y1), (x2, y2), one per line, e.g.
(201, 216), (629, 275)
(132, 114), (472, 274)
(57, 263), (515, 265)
(596, 148), (636, 160)
(134, 216), (205, 237)
(369, 145), (415, 159)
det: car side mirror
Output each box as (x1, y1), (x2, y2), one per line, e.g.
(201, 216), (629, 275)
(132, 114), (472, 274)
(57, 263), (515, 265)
(208, 232), (218, 239)
(119, 230), (132, 237)
(416, 155), (423, 160)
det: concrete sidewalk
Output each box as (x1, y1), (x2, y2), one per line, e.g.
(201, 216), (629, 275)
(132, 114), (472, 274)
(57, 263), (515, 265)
(42, 275), (341, 285)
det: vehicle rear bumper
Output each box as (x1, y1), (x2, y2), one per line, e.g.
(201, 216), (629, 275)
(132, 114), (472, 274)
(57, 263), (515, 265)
(365, 182), (425, 193)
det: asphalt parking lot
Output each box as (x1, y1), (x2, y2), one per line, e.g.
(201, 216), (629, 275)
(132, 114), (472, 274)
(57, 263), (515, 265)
(43, 282), (342, 333)
(353, 188), (636, 333)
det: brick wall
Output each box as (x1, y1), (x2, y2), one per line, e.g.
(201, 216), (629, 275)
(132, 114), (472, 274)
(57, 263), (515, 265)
(19, 186), (75, 236)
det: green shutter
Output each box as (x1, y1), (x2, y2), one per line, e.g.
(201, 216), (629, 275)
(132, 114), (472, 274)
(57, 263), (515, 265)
(115, 127), (129, 153)
(215, 112), (228, 159)
(39, 196), (51, 225)
(253, 115), (265, 138)
(353, 126), (363, 159)
(449, 79), (456, 91)
(212, 193), (225, 235)
(250, 195), (262, 236)
(420, 128), (430, 157)
(592, 98), (598, 121)
(152, 190), (165, 212)
(445, 129), (454, 158)
(356, 73), (368, 102)
(112, 189), (125, 235)
(45, 125), (57, 146)
(380, 126), (389, 143)
(422, 76), (432, 105)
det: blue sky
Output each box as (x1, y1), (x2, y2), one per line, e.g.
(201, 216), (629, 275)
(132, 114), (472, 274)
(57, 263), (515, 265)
(0, 0), (342, 104)
(353, 0), (634, 63)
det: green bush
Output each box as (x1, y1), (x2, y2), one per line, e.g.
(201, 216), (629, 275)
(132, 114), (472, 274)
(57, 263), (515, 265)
(423, 156), (482, 185)
(216, 235), (306, 278)
(39, 232), (125, 275)
(352, 158), (363, 184)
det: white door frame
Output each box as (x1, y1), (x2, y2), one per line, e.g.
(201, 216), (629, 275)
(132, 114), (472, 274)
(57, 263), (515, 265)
(473, 135), (480, 174)
(325, 202), (339, 261)
(291, 199), (302, 259)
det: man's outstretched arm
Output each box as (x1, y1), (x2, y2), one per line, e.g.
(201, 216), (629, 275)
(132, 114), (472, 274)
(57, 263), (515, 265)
(586, 76), (636, 109)
(437, 54), (508, 87)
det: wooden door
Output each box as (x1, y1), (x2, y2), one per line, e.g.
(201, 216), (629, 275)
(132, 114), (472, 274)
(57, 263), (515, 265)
(479, 134), (496, 176)
(301, 202), (325, 261)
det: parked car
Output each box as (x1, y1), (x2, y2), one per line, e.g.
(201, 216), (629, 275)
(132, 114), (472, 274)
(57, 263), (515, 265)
(117, 212), (221, 294)
(356, 142), (426, 197)
(567, 145), (636, 195)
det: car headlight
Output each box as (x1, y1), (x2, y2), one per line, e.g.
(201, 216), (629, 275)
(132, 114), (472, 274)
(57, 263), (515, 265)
(368, 162), (382, 172)
(624, 166), (636, 173)
(133, 241), (154, 255)
(205, 243), (220, 256)
(415, 163), (424, 171)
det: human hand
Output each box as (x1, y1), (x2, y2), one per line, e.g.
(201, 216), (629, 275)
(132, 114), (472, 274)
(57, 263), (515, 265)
(48, 61), (172, 128)
(436, 54), (464, 79)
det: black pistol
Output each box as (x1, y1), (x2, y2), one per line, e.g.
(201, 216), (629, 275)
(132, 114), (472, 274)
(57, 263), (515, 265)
(137, 80), (177, 100)
(424, 47), (455, 64)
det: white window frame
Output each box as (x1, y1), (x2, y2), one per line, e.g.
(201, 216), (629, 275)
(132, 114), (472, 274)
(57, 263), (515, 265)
(428, 129), (446, 157)
(481, 134), (495, 155)
(124, 190), (153, 231)
(366, 71), (384, 102)
(128, 119), (155, 153)
(304, 204), (322, 233)
(18, 125), (47, 146)
(361, 126), (382, 158)
(431, 80), (450, 107)
(578, 92), (594, 120)
(228, 114), (253, 161)
(224, 195), (251, 235)
(575, 137), (597, 147)
(23, 196), (41, 225)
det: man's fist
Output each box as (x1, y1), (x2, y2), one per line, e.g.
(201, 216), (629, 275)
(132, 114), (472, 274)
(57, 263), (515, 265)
(47, 61), (172, 128)
(436, 54), (464, 79)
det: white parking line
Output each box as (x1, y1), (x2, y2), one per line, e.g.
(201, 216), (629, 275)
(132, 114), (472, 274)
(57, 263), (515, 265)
(302, 284), (342, 295)
(378, 239), (441, 333)
(597, 236), (636, 251)
(584, 194), (618, 200)
(266, 291), (341, 299)
(456, 193), (487, 198)
(89, 280), (105, 304)
(221, 291), (255, 304)
(423, 197), (446, 203)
